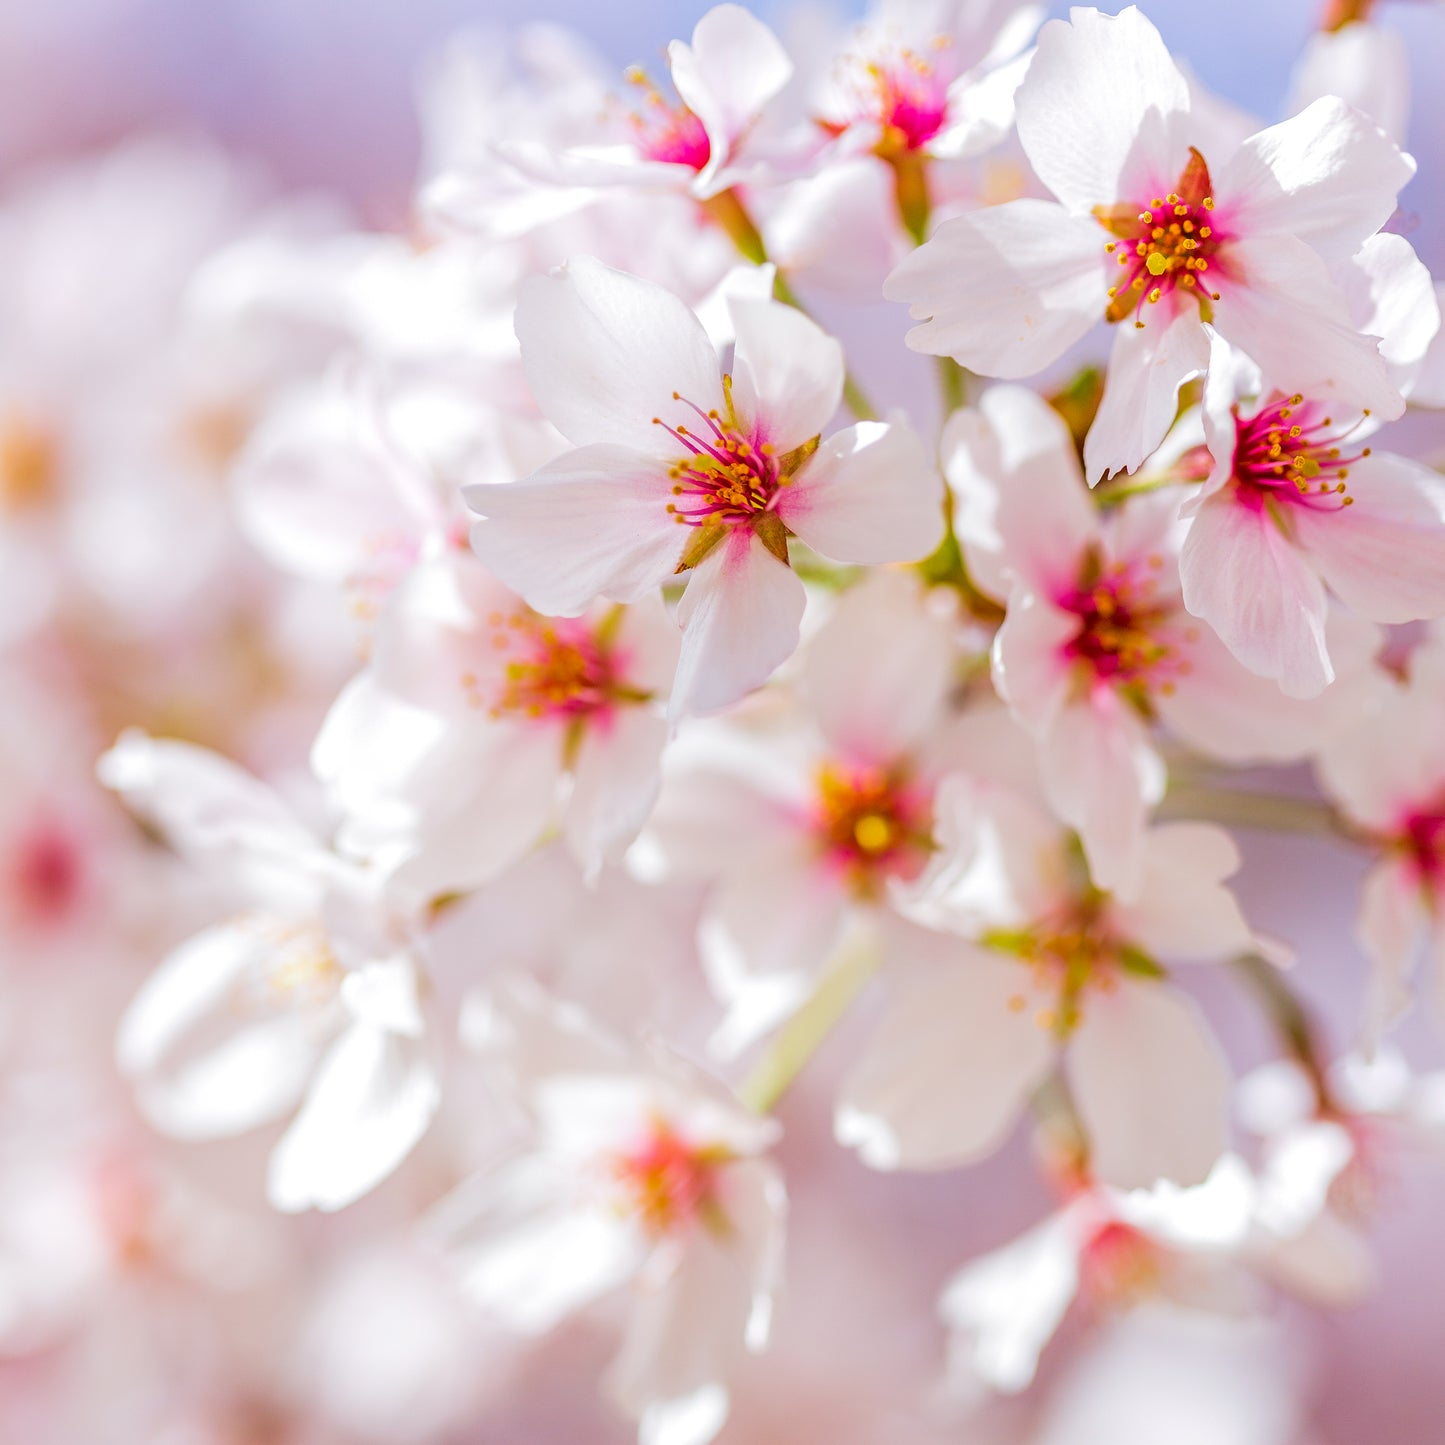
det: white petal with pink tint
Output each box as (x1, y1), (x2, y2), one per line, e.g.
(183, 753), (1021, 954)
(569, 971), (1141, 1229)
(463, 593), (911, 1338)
(1038, 695), (1164, 899)
(671, 532), (805, 720)
(836, 948), (1054, 1170)
(514, 257), (722, 454)
(1015, 5), (1191, 214)
(1084, 312), (1210, 483)
(467, 444), (679, 616)
(803, 570), (957, 764)
(1291, 453), (1445, 624)
(946, 383), (1098, 599)
(1070, 978), (1231, 1189)
(727, 297), (842, 453)
(776, 418), (942, 565)
(884, 200), (1103, 375)
(566, 708), (670, 880)
(991, 590), (1077, 724)
(1179, 493), (1332, 698)
(1220, 97), (1414, 264)
(1356, 858), (1426, 1047)
(1288, 24), (1408, 144)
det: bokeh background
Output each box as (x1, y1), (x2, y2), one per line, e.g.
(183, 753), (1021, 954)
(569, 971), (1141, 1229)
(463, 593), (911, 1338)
(2, 1), (1444, 1441)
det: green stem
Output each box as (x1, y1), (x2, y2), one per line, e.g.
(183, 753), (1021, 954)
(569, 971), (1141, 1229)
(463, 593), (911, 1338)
(935, 356), (967, 417)
(1093, 473), (1201, 508)
(738, 943), (880, 1115)
(1229, 953), (1335, 1111)
(1159, 783), (1352, 840)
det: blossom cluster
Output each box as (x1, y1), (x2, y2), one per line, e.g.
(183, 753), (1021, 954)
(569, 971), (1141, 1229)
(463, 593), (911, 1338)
(5, 1), (1445, 1441)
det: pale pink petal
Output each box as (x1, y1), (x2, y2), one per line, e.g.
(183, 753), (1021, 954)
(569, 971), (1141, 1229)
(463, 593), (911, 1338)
(1292, 453), (1445, 624)
(1317, 688), (1445, 830)
(1220, 97), (1414, 264)
(1338, 233), (1439, 394)
(1179, 491), (1333, 698)
(883, 200), (1103, 375)
(940, 1209), (1082, 1393)
(670, 532), (805, 720)
(267, 1012), (440, 1213)
(1038, 695), (1164, 899)
(774, 418), (943, 564)
(1356, 858), (1425, 1047)
(945, 383), (1098, 599)
(1083, 311), (1210, 483)
(990, 589), (1077, 725)
(1015, 6), (1191, 214)
(116, 921), (327, 1139)
(608, 1157), (784, 1445)
(466, 445), (680, 616)
(564, 708), (670, 879)
(515, 257), (723, 453)
(670, 4), (792, 193)
(803, 570), (956, 763)
(1413, 282), (1445, 408)
(431, 1156), (645, 1334)
(1069, 979), (1231, 1189)
(1289, 24), (1408, 145)
(1212, 235), (1403, 419)
(727, 297), (842, 452)
(835, 949), (1054, 1170)
(1108, 823), (1252, 960)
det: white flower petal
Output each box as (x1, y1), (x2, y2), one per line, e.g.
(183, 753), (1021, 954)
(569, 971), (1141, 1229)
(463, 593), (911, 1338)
(884, 200), (1102, 375)
(727, 297), (843, 452)
(1015, 5), (1191, 213)
(671, 532), (805, 720)
(776, 419), (943, 564)
(267, 1018), (439, 1213)
(836, 950), (1054, 1170)
(1179, 492), (1332, 698)
(1070, 979), (1231, 1189)
(565, 707), (670, 879)
(466, 444), (680, 616)
(515, 257), (722, 453)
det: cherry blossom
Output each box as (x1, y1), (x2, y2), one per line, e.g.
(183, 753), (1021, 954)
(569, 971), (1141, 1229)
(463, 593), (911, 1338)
(884, 5), (1412, 479)
(466, 257), (942, 718)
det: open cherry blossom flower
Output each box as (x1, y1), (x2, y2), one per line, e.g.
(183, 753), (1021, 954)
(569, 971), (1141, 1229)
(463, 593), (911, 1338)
(466, 257), (942, 719)
(813, 0), (1043, 172)
(944, 383), (1374, 893)
(99, 732), (439, 1214)
(313, 549), (678, 895)
(1316, 658), (1445, 1042)
(1179, 332), (1445, 698)
(636, 569), (1000, 1053)
(884, 5), (1410, 479)
(430, 980), (784, 1445)
(493, 5), (795, 204)
(940, 1130), (1371, 1398)
(836, 778), (1249, 1189)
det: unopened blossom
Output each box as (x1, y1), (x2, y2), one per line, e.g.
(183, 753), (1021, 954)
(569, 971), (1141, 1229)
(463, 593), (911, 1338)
(944, 383), (1373, 893)
(1179, 331), (1445, 698)
(313, 550), (678, 894)
(637, 569), (996, 1052)
(431, 981), (785, 1445)
(100, 732), (439, 1213)
(837, 777), (1249, 1189)
(1316, 655), (1445, 1041)
(467, 257), (942, 719)
(885, 5), (1410, 479)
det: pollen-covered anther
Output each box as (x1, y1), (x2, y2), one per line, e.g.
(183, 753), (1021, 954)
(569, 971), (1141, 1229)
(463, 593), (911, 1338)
(1095, 150), (1226, 327)
(1232, 394), (1371, 511)
(656, 388), (784, 528)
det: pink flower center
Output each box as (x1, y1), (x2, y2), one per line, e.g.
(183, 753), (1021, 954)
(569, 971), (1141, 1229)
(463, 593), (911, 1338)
(1231, 394), (1368, 513)
(611, 1125), (718, 1236)
(1057, 552), (1187, 693)
(811, 761), (932, 899)
(822, 38), (953, 156)
(7, 818), (85, 930)
(1079, 1219), (1163, 1306)
(657, 390), (783, 529)
(1398, 805), (1445, 893)
(467, 612), (622, 722)
(1096, 149), (1228, 328)
(625, 67), (712, 171)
